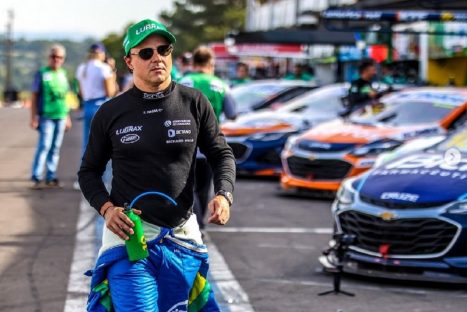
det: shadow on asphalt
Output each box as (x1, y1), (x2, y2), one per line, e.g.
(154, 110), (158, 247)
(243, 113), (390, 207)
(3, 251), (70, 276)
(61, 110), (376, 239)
(236, 173), (335, 202)
(341, 272), (467, 289)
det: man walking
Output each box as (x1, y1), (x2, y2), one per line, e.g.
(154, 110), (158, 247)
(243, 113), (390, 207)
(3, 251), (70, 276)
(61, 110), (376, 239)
(78, 19), (235, 311)
(30, 44), (71, 189)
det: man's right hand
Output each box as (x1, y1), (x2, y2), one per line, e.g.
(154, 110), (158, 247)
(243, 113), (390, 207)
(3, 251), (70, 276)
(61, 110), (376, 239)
(104, 207), (141, 240)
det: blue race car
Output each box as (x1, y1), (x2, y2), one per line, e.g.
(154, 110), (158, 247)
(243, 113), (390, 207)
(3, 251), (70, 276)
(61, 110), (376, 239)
(321, 127), (467, 283)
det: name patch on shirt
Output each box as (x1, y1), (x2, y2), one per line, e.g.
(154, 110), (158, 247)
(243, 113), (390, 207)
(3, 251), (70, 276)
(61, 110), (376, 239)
(144, 108), (164, 115)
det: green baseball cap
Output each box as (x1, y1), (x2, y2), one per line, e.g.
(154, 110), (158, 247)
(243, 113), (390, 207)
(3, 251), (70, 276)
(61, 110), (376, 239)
(123, 19), (176, 55)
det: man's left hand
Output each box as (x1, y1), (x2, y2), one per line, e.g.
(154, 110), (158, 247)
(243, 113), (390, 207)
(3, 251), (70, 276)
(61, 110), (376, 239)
(207, 195), (230, 225)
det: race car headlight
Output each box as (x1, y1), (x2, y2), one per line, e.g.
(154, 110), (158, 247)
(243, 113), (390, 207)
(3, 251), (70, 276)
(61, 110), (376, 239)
(284, 135), (299, 151)
(350, 139), (402, 157)
(249, 132), (288, 141)
(446, 200), (467, 214)
(336, 178), (357, 206)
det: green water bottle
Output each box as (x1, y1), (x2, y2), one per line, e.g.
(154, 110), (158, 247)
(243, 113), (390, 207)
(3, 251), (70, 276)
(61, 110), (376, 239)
(124, 203), (149, 261)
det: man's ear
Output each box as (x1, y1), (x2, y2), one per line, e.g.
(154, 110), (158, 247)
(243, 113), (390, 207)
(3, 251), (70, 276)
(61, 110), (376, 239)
(124, 56), (134, 73)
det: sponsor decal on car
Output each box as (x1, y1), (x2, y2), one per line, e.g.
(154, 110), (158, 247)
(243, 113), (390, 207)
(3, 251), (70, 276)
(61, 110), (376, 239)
(381, 192), (419, 202)
(391, 154), (467, 170)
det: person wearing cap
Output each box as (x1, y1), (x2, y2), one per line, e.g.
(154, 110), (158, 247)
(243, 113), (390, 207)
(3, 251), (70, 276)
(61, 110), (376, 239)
(30, 44), (71, 189)
(78, 19), (234, 311)
(76, 43), (117, 154)
(179, 46), (237, 232)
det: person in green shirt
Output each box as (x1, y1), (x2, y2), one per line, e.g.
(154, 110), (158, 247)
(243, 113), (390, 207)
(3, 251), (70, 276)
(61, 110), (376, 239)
(381, 62), (395, 86)
(283, 63), (314, 81)
(179, 46), (236, 230)
(230, 62), (251, 87)
(30, 44), (71, 189)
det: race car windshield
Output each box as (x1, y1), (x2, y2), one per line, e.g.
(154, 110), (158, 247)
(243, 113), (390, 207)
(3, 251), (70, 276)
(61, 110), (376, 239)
(436, 128), (467, 153)
(232, 84), (290, 113)
(278, 86), (344, 114)
(350, 101), (454, 126)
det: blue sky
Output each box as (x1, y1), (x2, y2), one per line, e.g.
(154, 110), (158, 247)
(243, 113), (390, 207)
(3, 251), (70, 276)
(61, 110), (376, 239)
(1, 0), (174, 40)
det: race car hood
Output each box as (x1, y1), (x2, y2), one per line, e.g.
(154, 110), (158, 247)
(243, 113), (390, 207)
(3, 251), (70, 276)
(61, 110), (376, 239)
(221, 111), (310, 136)
(298, 119), (443, 144)
(359, 152), (467, 205)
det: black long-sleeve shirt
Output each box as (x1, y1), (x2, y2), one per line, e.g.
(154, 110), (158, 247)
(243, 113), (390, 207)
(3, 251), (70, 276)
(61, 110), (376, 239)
(78, 82), (236, 228)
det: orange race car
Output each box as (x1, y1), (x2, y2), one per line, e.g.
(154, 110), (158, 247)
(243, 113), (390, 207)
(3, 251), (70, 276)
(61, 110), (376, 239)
(280, 87), (467, 194)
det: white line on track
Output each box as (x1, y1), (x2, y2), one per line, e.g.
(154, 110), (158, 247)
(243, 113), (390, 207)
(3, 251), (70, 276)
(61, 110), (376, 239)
(206, 234), (255, 312)
(207, 227), (333, 234)
(63, 198), (96, 312)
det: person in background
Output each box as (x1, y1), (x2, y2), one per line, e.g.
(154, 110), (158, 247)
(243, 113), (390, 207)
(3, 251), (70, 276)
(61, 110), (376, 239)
(230, 62), (251, 87)
(341, 59), (379, 117)
(30, 44), (72, 189)
(105, 56), (120, 94)
(179, 46), (237, 232)
(177, 52), (193, 78)
(171, 52), (192, 81)
(78, 19), (235, 311)
(120, 71), (134, 92)
(284, 63), (314, 81)
(76, 43), (116, 154)
(381, 62), (394, 86)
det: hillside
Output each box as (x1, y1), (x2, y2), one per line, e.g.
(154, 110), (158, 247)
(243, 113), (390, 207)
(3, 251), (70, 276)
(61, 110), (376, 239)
(0, 37), (96, 93)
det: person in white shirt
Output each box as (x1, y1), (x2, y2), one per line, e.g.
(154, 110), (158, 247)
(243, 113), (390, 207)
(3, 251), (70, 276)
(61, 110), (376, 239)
(76, 43), (116, 152)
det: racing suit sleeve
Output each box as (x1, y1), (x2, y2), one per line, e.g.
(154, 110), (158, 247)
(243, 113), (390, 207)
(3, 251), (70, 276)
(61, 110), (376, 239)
(197, 93), (236, 194)
(77, 107), (112, 212)
(222, 91), (237, 120)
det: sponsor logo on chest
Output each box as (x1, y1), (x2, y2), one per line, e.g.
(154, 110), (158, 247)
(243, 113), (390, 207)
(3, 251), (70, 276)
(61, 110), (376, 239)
(143, 92), (165, 100)
(116, 125), (143, 136)
(120, 133), (140, 144)
(164, 119), (194, 144)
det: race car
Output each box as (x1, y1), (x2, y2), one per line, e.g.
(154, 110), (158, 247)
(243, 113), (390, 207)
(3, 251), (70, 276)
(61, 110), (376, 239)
(231, 79), (316, 115)
(281, 87), (467, 193)
(321, 128), (467, 283)
(221, 84), (349, 175)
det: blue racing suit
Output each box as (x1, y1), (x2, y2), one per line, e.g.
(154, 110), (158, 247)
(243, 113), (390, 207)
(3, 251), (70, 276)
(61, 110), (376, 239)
(86, 227), (219, 312)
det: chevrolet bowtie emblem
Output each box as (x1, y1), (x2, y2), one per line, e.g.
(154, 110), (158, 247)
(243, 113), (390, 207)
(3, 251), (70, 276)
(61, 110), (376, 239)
(380, 211), (396, 221)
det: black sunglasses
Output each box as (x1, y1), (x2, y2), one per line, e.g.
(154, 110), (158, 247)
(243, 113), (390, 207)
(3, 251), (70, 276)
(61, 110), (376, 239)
(130, 44), (173, 60)
(50, 54), (64, 60)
